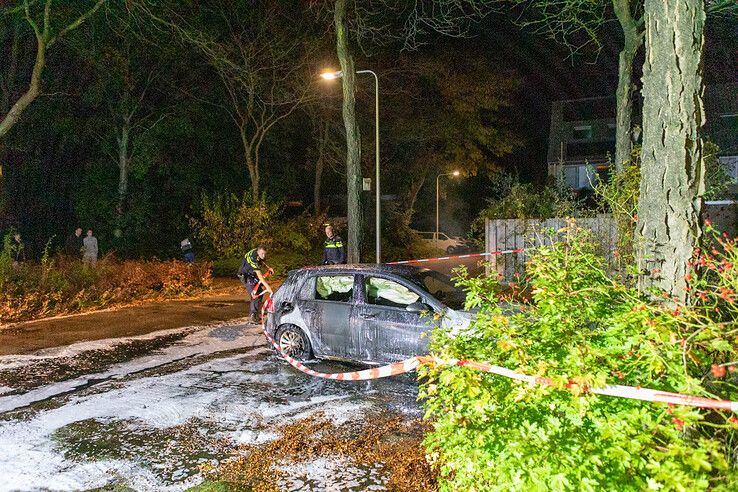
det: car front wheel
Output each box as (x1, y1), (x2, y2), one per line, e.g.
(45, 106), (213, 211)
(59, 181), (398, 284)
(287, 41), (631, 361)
(275, 324), (312, 361)
(446, 246), (456, 254)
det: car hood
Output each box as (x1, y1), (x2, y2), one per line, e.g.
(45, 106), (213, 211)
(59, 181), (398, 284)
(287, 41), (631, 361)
(441, 308), (476, 336)
(440, 302), (518, 337)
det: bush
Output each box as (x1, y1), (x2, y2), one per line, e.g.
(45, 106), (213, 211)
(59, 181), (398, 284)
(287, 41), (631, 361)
(419, 225), (738, 491)
(470, 179), (585, 248)
(0, 255), (212, 323)
(191, 193), (326, 273)
(704, 141), (735, 201)
(594, 163), (640, 269)
(190, 193), (278, 259)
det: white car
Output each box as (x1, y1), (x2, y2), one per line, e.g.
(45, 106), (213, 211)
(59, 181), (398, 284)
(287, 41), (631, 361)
(416, 231), (470, 254)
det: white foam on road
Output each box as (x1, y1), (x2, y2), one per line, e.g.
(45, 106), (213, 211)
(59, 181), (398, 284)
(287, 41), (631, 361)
(0, 324), (210, 370)
(0, 323), (374, 492)
(0, 322), (261, 413)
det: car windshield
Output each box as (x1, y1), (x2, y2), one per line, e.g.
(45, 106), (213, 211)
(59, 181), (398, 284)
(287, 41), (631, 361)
(409, 271), (467, 311)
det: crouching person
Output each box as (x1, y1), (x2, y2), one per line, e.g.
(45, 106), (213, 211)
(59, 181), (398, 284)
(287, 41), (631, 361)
(238, 245), (273, 324)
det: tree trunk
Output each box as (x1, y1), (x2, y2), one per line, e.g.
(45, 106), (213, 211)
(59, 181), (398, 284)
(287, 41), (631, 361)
(0, 21), (21, 116)
(335, 0), (362, 263)
(246, 152), (259, 200)
(0, 36), (45, 140)
(117, 121), (130, 218)
(239, 127), (260, 200)
(405, 167), (428, 214)
(313, 120), (328, 215)
(637, 0), (706, 301)
(612, 0), (643, 172)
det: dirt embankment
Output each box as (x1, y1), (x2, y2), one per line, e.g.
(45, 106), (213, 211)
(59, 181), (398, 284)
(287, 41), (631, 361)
(0, 278), (254, 356)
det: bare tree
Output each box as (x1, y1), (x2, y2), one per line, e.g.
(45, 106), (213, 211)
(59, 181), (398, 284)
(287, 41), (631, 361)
(0, 0), (107, 140)
(304, 106), (343, 216)
(134, 1), (318, 200)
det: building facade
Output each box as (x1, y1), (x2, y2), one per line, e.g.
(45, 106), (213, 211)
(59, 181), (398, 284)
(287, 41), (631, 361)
(547, 84), (738, 190)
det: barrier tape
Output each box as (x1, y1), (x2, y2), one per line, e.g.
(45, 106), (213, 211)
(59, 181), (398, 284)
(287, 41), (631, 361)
(387, 249), (524, 265)
(259, 299), (738, 412)
(249, 268), (274, 299)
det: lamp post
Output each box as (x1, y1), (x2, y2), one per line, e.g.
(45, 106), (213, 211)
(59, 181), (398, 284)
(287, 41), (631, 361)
(321, 69), (381, 263)
(436, 171), (460, 247)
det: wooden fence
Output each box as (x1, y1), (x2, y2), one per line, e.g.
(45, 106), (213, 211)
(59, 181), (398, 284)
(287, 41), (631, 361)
(484, 216), (618, 281)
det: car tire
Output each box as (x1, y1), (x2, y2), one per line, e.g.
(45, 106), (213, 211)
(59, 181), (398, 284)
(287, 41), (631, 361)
(446, 246), (456, 254)
(275, 324), (312, 361)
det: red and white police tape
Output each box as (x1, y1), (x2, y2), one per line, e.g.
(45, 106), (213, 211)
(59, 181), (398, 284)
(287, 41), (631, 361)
(386, 248), (524, 265)
(259, 299), (738, 412)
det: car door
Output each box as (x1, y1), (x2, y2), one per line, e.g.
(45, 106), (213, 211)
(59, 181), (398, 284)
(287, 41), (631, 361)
(354, 275), (436, 364)
(298, 274), (358, 359)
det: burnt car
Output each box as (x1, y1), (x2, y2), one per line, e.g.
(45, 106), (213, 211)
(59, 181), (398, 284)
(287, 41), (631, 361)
(265, 264), (472, 364)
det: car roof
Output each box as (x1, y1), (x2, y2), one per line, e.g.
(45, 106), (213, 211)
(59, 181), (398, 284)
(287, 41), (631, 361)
(288, 263), (433, 278)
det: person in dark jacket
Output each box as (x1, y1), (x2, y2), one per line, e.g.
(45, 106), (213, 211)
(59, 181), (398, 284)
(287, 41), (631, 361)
(238, 245), (273, 323)
(64, 228), (83, 258)
(322, 225), (346, 264)
(180, 238), (195, 263)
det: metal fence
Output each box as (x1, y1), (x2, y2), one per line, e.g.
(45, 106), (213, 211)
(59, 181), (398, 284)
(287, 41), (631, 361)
(484, 216), (618, 281)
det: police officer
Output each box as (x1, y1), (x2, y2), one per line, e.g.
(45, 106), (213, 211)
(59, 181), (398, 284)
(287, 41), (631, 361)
(322, 225), (346, 265)
(238, 245), (273, 323)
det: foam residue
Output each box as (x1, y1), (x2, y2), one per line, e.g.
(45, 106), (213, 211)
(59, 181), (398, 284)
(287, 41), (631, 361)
(0, 321), (416, 491)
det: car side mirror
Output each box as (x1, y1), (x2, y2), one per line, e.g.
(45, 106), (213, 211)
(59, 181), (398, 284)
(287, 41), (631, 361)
(406, 302), (431, 313)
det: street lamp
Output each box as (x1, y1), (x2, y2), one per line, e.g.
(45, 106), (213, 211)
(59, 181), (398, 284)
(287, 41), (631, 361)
(321, 69), (381, 264)
(436, 171), (460, 247)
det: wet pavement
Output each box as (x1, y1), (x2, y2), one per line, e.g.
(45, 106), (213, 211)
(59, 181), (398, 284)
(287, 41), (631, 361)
(0, 319), (421, 491)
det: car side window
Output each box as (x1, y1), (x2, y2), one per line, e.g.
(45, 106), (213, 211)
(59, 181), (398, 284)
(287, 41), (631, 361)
(365, 277), (420, 308)
(315, 275), (354, 302)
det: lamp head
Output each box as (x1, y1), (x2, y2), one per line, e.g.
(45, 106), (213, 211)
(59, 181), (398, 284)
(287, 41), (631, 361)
(452, 170), (460, 176)
(320, 70), (343, 80)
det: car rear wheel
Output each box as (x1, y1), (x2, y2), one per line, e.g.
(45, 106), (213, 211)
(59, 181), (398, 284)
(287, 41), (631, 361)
(446, 246), (456, 254)
(275, 325), (312, 361)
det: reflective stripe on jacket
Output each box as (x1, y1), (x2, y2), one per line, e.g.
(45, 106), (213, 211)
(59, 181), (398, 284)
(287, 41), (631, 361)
(323, 236), (346, 264)
(238, 248), (262, 276)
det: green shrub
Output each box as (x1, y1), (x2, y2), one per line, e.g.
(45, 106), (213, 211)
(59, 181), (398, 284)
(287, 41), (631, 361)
(594, 163), (640, 269)
(420, 225), (738, 491)
(704, 141), (735, 201)
(190, 192), (278, 259)
(470, 179), (585, 248)
(191, 193), (326, 269)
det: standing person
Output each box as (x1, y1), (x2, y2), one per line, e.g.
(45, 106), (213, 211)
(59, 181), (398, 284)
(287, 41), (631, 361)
(322, 225), (346, 265)
(238, 245), (273, 323)
(83, 229), (98, 266)
(64, 228), (83, 258)
(180, 238), (195, 263)
(10, 232), (25, 267)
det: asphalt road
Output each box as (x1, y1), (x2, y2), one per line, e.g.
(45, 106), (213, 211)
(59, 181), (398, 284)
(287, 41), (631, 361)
(0, 319), (420, 491)
(0, 259), (482, 490)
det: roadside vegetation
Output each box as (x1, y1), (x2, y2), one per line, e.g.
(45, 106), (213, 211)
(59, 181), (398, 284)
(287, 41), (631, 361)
(0, 248), (211, 324)
(420, 223), (738, 491)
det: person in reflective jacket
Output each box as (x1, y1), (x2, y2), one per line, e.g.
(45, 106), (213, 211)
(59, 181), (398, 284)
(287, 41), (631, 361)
(322, 225), (346, 264)
(238, 245), (273, 323)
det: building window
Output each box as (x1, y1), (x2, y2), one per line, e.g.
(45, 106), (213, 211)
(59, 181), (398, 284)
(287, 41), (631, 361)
(572, 125), (592, 141)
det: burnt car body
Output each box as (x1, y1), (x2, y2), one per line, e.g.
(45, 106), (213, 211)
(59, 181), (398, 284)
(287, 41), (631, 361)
(265, 264), (472, 365)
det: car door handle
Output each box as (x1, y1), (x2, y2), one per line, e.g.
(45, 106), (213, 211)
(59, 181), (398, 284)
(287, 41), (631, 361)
(359, 313), (376, 320)
(303, 307), (315, 313)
